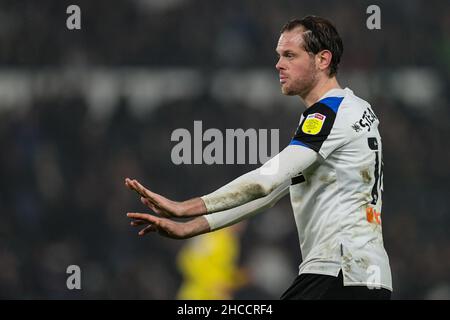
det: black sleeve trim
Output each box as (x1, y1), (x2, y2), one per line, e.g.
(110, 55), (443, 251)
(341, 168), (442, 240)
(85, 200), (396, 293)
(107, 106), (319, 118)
(292, 102), (338, 152)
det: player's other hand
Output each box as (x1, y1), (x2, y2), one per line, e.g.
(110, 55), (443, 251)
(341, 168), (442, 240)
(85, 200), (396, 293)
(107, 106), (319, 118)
(125, 178), (183, 217)
(126, 213), (210, 239)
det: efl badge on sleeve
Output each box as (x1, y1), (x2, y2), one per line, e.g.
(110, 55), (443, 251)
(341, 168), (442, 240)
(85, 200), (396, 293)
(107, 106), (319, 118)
(301, 113), (326, 135)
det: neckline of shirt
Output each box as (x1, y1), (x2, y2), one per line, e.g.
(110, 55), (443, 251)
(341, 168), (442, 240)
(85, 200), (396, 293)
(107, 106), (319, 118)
(317, 87), (352, 102)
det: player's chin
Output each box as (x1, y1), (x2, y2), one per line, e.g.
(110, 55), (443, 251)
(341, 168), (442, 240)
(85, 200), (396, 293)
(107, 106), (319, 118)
(281, 86), (297, 96)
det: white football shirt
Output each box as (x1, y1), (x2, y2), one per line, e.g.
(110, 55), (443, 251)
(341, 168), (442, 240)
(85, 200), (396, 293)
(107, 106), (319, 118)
(289, 87), (392, 291)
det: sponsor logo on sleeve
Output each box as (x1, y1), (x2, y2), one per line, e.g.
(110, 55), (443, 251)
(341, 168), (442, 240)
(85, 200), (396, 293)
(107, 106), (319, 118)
(301, 113), (326, 135)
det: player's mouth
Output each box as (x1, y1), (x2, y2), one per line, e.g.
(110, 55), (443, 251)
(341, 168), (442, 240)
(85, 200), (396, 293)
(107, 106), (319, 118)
(279, 75), (288, 84)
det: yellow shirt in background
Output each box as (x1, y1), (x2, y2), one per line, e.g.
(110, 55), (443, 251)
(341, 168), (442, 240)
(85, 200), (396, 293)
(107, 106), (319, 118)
(176, 228), (247, 300)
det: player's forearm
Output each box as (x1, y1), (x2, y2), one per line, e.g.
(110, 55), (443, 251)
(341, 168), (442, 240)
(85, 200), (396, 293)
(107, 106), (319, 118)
(204, 180), (290, 231)
(177, 181), (289, 233)
(201, 174), (270, 214)
(201, 145), (319, 213)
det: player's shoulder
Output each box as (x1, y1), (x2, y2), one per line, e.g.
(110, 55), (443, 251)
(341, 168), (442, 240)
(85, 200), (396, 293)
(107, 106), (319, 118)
(300, 89), (345, 128)
(339, 88), (372, 114)
(305, 90), (344, 115)
(338, 89), (381, 136)
(318, 87), (376, 125)
(302, 88), (356, 124)
(305, 87), (365, 114)
(291, 87), (375, 154)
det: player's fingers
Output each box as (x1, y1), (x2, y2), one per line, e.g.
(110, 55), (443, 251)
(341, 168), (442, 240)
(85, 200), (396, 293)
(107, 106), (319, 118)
(128, 180), (163, 210)
(138, 224), (158, 236)
(125, 178), (136, 191)
(140, 197), (160, 212)
(132, 180), (159, 203)
(130, 219), (148, 226)
(126, 179), (148, 201)
(124, 178), (145, 197)
(140, 196), (152, 207)
(127, 179), (147, 198)
(127, 212), (159, 224)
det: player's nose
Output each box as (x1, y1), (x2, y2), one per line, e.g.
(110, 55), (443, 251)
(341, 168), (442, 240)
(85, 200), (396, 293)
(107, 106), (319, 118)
(276, 58), (285, 71)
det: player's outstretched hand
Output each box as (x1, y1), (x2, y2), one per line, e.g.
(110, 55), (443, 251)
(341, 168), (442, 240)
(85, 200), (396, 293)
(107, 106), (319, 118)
(125, 177), (207, 218)
(126, 213), (210, 239)
(125, 178), (183, 217)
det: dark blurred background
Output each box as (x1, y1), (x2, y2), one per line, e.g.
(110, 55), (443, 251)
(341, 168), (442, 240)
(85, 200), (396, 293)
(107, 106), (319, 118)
(0, 0), (449, 299)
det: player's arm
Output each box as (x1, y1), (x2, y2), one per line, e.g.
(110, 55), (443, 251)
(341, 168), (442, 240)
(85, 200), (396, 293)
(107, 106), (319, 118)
(204, 179), (290, 231)
(126, 180), (290, 239)
(200, 144), (318, 213)
(125, 145), (318, 217)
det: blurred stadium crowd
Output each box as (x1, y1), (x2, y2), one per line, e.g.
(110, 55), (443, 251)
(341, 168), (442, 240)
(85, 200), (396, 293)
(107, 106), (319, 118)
(0, 0), (449, 299)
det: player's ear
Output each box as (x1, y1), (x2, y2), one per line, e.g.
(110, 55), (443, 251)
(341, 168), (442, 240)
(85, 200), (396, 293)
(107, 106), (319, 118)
(316, 50), (332, 73)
